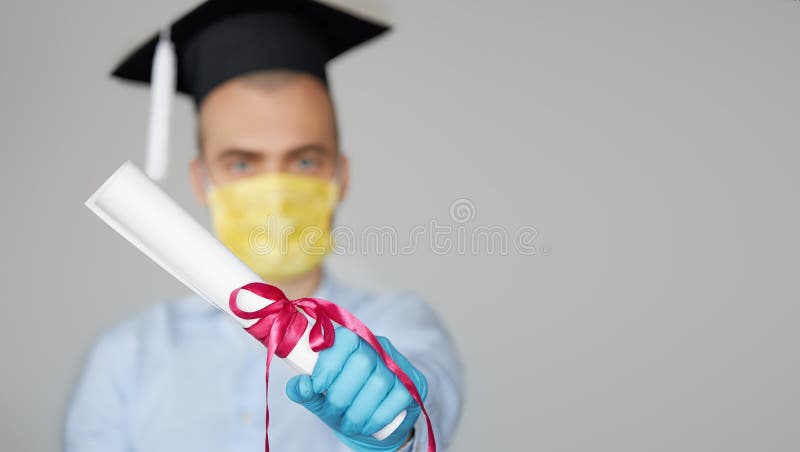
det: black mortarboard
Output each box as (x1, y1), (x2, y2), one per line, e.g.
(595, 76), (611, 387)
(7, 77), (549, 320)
(113, 0), (389, 103)
(110, 0), (389, 180)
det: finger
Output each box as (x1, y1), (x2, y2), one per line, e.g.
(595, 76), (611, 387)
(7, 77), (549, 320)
(286, 374), (325, 413)
(377, 336), (429, 401)
(362, 378), (413, 436)
(311, 327), (359, 394)
(340, 360), (396, 436)
(376, 336), (415, 375)
(325, 341), (377, 416)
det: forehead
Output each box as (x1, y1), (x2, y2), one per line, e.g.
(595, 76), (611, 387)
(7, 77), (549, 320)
(198, 72), (337, 156)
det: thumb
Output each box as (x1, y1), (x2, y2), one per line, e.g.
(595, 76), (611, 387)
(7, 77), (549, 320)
(286, 375), (325, 411)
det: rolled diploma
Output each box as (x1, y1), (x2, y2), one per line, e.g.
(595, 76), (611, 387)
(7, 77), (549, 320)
(85, 161), (405, 440)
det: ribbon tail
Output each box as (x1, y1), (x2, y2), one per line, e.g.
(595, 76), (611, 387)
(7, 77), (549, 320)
(261, 315), (288, 452)
(262, 336), (277, 452)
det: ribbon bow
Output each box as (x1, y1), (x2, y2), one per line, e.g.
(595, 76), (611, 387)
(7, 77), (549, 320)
(229, 282), (436, 452)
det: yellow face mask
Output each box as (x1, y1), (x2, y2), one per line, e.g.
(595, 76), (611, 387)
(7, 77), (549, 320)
(208, 172), (339, 282)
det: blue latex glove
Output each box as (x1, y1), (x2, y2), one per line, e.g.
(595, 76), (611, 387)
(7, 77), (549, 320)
(286, 327), (428, 451)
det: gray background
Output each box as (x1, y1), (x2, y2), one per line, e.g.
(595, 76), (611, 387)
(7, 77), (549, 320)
(1, 0), (798, 450)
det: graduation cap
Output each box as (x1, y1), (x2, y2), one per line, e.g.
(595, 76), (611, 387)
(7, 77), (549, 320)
(111, 0), (390, 180)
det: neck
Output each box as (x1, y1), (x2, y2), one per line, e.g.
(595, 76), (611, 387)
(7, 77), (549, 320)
(275, 266), (323, 300)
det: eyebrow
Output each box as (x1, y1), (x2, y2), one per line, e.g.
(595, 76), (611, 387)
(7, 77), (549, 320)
(214, 143), (336, 162)
(214, 148), (263, 161)
(286, 143), (336, 158)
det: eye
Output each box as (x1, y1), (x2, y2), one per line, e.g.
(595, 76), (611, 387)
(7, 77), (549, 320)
(229, 159), (251, 174)
(296, 157), (319, 171)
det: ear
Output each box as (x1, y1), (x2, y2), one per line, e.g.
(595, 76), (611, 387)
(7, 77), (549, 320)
(189, 158), (208, 206)
(337, 153), (350, 204)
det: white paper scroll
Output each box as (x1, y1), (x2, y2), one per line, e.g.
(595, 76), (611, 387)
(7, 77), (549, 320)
(85, 161), (405, 440)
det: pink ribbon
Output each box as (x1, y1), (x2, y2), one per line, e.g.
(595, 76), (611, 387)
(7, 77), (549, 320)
(229, 282), (436, 452)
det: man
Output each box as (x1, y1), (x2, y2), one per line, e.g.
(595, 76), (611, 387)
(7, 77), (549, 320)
(65, 1), (462, 451)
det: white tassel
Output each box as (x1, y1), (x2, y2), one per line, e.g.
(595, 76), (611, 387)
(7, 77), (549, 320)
(145, 28), (176, 181)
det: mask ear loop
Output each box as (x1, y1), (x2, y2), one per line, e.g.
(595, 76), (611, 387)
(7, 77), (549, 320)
(331, 153), (345, 188)
(198, 161), (217, 195)
(327, 154), (345, 232)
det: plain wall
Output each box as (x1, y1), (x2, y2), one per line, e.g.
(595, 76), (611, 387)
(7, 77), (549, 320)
(1, 0), (798, 451)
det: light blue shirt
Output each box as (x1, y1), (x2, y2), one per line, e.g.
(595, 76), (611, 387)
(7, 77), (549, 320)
(64, 273), (463, 451)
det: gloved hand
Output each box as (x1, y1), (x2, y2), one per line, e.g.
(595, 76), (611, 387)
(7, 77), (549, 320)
(286, 327), (428, 451)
